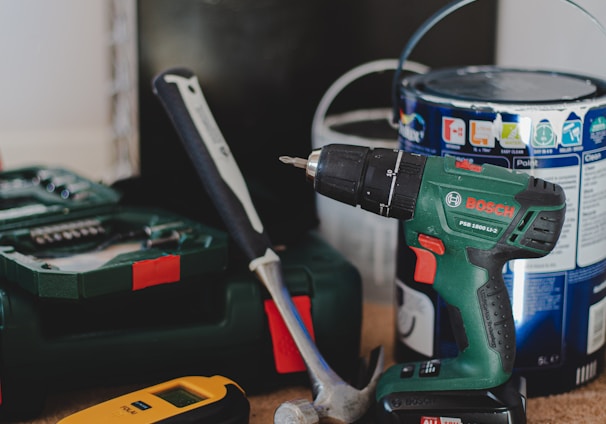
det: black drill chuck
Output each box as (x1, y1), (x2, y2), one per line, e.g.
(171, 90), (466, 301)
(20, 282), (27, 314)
(281, 144), (427, 220)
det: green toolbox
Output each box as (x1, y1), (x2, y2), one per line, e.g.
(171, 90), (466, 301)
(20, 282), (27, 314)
(0, 166), (228, 299)
(0, 166), (363, 420)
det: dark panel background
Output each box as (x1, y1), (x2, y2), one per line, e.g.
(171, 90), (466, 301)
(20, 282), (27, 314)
(133, 0), (497, 243)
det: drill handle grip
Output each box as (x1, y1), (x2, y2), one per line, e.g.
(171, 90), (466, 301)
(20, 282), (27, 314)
(409, 236), (516, 381)
(466, 248), (516, 375)
(152, 68), (274, 268)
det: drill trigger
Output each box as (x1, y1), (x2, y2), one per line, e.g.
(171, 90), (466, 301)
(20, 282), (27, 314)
(410, 235), (445, 284)
(409, 246), (436, 284)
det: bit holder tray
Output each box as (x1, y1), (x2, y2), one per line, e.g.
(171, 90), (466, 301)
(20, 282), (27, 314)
(0, 166), (227, 299)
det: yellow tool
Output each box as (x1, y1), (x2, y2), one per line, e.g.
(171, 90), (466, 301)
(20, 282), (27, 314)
(57, 375), (249, 424)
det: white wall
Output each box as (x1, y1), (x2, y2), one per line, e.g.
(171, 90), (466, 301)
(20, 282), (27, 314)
(496, 0), (606, 79)
(0, 0), (137, 182)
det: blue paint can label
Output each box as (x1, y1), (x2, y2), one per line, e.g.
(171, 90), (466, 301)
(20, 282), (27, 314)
(395, 67), (606, 396)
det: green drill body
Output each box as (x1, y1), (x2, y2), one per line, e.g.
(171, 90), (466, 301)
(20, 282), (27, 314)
(378, 153), (565, 397)
(287, 144), (566, 397)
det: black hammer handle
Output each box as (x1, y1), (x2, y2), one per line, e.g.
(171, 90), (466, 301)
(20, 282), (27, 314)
(152, 68), (276, 269)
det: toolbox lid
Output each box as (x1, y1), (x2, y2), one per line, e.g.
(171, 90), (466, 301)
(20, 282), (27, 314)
(402, 66), (606, 104)
(0, 167), (229, 300)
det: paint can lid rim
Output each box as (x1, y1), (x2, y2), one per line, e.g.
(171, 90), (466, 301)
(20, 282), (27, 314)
(401, 66), (605, 104)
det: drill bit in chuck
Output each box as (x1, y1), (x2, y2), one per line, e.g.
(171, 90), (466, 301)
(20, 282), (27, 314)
(279, 156), (308, 169)
(279, 151), (320, 180)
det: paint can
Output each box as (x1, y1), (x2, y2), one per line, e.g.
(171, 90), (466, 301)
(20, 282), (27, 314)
(393, 0), (606, 396)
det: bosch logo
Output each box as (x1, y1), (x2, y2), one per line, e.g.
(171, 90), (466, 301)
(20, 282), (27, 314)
(445, 192), (462, 208)
(466, 197), (515, 218)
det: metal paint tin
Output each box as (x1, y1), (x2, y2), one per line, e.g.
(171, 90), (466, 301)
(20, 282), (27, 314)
(395, 65), (606, 396)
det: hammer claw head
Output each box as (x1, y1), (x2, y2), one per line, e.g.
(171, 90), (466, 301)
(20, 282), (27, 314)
(274, 398), (320, 424)
(274, 347), (385, 423)
(313, 346), (385, 423)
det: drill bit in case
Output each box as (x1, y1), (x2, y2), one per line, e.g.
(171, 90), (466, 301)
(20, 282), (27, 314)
(0, 166), (228, 299)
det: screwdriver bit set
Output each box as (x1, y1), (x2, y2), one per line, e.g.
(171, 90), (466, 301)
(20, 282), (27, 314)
(0, 166), (228, 299)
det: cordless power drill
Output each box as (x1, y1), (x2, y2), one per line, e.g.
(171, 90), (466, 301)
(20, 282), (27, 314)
(281, 144), (566, 423)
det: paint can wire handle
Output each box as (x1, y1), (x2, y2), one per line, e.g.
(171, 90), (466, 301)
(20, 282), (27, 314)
(391, 0), (606, 123)
(312, 59), (429, 145)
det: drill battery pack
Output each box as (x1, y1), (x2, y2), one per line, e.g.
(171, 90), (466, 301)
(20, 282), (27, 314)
(376, 376), (527, 424)
(0, 167), (363, 420)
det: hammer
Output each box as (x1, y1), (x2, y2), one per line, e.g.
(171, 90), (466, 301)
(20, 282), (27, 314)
(152, 68), (385, 423)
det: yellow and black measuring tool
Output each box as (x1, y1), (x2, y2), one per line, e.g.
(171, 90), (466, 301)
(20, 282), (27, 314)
(57, 375), (249, 424)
